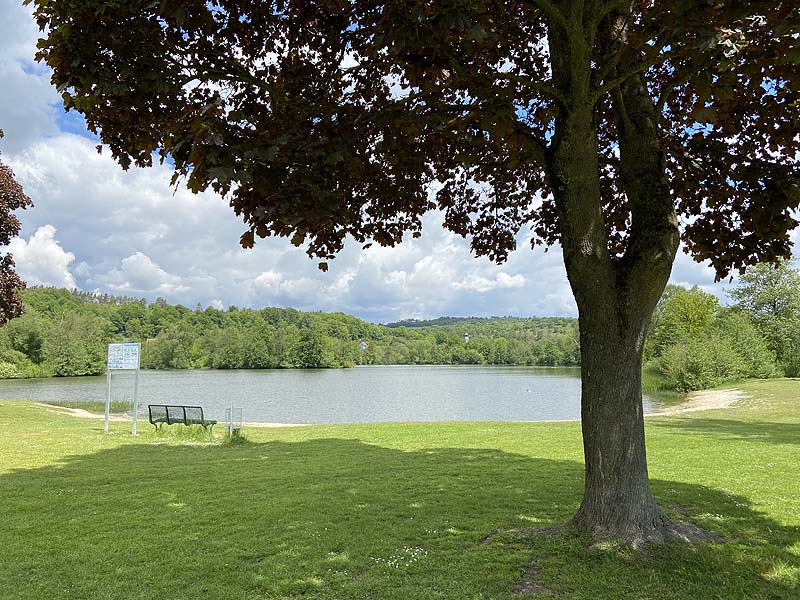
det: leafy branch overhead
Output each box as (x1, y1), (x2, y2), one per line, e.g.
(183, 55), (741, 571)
(0, 129), (33, 324)
(27, 0), (800, 277)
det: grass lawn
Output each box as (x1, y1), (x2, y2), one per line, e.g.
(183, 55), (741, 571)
(0, 380), (798, 599)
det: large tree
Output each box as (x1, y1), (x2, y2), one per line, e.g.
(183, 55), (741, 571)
(0, 130), (33, 324)
(730, 260), (800, 376)
(28, 0), (800, 545)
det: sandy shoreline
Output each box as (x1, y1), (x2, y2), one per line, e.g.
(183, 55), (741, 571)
(36, 403), (307, 428)
(650, 388), (748, 416)
(38, 403), (131, 421)
(37, 388), (745, 427)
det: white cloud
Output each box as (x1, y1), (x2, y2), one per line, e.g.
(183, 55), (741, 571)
(99, 252), (188, 296)
(0, 2), (60, 153)
(253, 270), (284, 290)
(8, 225), (77, 289)
(6, 130), (764, 323)
(453, 272), (526, 293)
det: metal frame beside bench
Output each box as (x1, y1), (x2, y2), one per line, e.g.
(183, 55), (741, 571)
(148, 404), (217, 431)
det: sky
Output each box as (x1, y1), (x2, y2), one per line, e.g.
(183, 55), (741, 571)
(1, 3), (794, 323)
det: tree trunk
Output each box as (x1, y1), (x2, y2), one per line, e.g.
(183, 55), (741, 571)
(569, 307), (670, 546)
(565, 300), (718, 547)
(541, 14), (718, 547)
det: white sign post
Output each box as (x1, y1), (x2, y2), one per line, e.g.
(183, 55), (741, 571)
(104, 343), (141, 435)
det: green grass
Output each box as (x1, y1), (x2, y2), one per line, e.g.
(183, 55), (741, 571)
(0, 379), (798, 599)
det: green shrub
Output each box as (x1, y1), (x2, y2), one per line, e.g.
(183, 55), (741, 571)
(714, 311), (779, 379)
(0, 349), (46, 378)
(0, 361), (19, 379)
(659, 336), (746, 392)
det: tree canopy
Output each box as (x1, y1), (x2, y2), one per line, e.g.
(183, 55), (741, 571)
(27, 1), (799, 275)
(0, 130), (33, 324)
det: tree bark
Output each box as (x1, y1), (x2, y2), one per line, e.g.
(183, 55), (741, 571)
(566, 297), (719, 546)
(569, 307), (670, 546)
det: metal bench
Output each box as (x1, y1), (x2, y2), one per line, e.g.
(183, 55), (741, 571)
(148, 405), (217, 431)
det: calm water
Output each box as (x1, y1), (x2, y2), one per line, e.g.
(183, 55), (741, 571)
(0, 365), (667, 424)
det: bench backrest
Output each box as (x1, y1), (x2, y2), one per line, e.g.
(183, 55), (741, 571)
(184, 406), (204, 422)
(149, 404), (207, 425)
(166, 405), (186, 425)
(149, 404), (168, 422)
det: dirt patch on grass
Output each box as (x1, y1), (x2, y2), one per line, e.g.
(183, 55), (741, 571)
(654, 389), (748, 416)
(515, 562), (557, 595)
(38, 403), (306, 427)
(37, 403), (130, 421)
(243, 421), (307, 428)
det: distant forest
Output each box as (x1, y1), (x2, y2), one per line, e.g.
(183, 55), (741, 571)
(0, 260), (797, 392)
(0, 287), (580, 377)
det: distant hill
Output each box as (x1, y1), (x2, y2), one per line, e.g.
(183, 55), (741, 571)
(384, 316), (576, 328)
(0, 287), (581, 378)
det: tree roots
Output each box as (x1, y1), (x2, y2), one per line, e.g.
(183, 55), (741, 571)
(481, 513), (724, 550)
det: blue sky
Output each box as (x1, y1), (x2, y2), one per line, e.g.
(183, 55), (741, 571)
(1, 2), (789, 323)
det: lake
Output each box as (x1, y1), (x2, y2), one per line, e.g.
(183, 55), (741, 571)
(0, 366), (672, 424)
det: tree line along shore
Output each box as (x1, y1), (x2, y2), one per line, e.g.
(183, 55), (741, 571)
(0, 261), (797, 392)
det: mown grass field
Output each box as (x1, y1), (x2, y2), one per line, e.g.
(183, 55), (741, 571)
(1, 380), (798, 599)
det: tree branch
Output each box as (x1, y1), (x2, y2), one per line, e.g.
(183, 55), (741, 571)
(493, 73), (568, 107)
(611, 74), (680, 315)
(655, 71), (695, 116)
(516, 125), (552, 169)
(524, 0), (570, 33)
(593, 43), (673, 103)
(596, 0), (631, 22)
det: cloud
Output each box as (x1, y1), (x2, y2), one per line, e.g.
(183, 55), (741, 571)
(669, 248), (732, 298)
(99, 252), (188, 296)
(453, 272), (526, 293)
(7, 224), (77, 289)
(5, 130), (767, 323)
(0, 2), (61, 153)
(2, 131), (579, 320)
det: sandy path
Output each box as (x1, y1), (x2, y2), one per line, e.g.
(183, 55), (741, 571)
(241, 421), (307, 428)
(36, 403), (306, 427)
(37, 403), (131, 421)
(652, 388), (748, 416)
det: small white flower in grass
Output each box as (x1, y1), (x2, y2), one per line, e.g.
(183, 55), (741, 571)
(370, 546), (428, 569)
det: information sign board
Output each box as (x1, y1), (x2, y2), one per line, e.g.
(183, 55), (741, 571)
(105, 343), (142, 435)
(107, 343), (140, 370)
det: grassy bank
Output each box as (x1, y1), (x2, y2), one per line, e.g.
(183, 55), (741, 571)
(1, 380), (798, 599)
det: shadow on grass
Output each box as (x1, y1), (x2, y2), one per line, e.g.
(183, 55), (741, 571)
(1, 438), (798, 599)
(652, 416), (800, 445)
